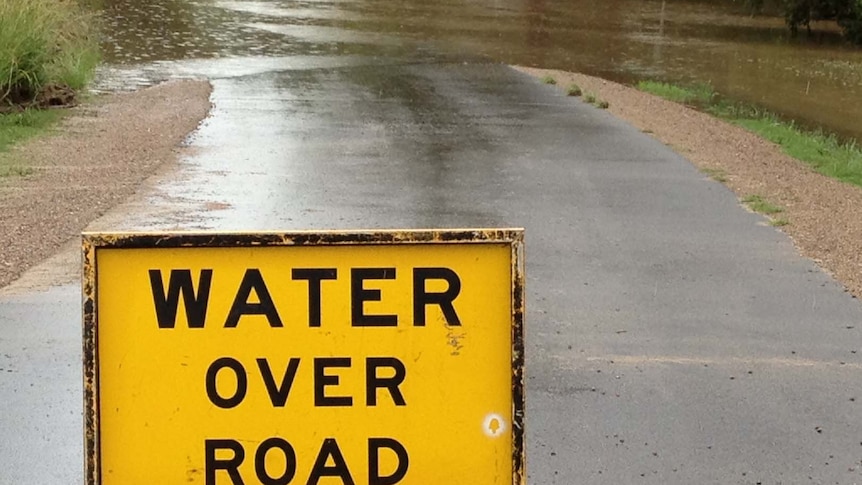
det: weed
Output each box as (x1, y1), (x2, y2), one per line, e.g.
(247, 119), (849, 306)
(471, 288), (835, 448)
(0, 164), (34, 177)
(584, 93), (596, 104)
(541, 75), (557, 85)
(702, 167), (728, 183)
(770, 218), (790, 227)
(596, 100), (609, 109)
(742, 194), (784, 215)
(566, 84), (582, 96)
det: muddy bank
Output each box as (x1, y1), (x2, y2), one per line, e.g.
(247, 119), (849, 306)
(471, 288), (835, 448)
(0, 80), (212, 288)
(515, 66), (862, 299)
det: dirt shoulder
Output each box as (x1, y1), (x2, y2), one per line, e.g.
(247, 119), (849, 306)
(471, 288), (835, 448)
(0, 80), (212, 289)
(515, 66), (862, 299)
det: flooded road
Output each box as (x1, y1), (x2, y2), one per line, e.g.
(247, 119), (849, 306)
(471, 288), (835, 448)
(97, 0), (861, 140)
(3, 0), (862, 483)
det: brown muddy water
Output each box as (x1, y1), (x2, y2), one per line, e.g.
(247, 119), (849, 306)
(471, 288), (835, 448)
(97, 0), (862, 141)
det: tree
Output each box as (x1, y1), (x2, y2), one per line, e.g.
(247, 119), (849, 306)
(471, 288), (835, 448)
(781, 0), (862, 43)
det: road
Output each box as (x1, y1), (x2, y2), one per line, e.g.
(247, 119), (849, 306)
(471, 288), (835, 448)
(1, 1), (861, 483)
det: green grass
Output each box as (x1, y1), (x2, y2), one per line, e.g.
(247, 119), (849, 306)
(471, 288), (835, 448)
(0, 109), (61, 177)
(701, 167), (728, 183)
(584, 93), (596, 104)
(0, 164), (34, 177)
(541, 75), (556, 85)
(0, 0), (99, 103)
(596, 99), (609, 109)
(566, 84), (582, 96)
(742, 194), (784, 215)
(636, 80), (715, 106)
(636, 79), (862, 189)
(0, 0), (97, 177)
(0, 109), (61, 151)
(733, 116), (862, 187)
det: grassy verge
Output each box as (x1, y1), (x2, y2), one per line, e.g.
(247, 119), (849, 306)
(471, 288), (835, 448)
(0, 109), (63, 177)
(636, 80), (862, 188)
(636, 81), (714, 105)
(0, 0), (98, 178)
(0, 0), (99, 103)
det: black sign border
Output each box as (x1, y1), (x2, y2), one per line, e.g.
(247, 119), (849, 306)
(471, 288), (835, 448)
(83, 228), (525, 485)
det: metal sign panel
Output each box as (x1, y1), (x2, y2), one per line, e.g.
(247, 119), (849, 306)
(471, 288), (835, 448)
(83, 229), (525, 485)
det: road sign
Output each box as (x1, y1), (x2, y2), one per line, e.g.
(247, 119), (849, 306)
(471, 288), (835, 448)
(83, 229), (525, 485)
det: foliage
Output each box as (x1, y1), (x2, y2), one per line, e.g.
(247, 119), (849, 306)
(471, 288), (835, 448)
(742, 194), (784, 214)
(636, 79), (862, 188)
(734, 115), (862, 186)
(0, 0), (99, 104)
(736, 0), (862, 43)
(566, 84), (582, 96)
(635, 81), (715, 106)
(0, 108), (61, 177)
(0, 108), (60, 151)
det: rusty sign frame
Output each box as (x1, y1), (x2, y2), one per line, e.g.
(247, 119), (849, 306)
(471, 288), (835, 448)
(82, 228), (525, 485)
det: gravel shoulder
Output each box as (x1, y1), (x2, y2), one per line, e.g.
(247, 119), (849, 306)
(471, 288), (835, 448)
(0, 80), (212, 289)
(515, 66), (862, 300)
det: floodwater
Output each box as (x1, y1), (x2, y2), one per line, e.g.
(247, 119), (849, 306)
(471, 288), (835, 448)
(96, 0), (862, 141)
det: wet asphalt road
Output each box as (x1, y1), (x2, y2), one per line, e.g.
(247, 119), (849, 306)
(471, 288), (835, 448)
(3, 3), (862, 484)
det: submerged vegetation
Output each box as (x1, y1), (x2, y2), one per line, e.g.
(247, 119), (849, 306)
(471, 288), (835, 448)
(0, 0), (99, 108)
(636, 80), (862, 188)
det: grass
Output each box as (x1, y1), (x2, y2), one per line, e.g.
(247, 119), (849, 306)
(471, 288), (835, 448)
(0, 0), (97, 177)
(701, 167), (728, 183)
(541, 75), (556, 85)
(0, 109), (62, 177)
(0, 109), (61, 150)
(584, 93), (596, 104)
(596, 99), (609, 109)
(0, 0), (99, 103)
(636, 79), (862, 189)
(733, 117), (862, 187)
(742, 194), (784, 215)
(567, 84), (582, 96)
(636, 80), (715, 106)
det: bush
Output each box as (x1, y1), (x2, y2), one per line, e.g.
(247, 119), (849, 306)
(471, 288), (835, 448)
(781, 0), (862, 44)
(0, 0), (99, 105)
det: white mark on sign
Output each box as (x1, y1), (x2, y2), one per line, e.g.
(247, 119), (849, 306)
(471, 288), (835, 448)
(483, 413), (506, 438)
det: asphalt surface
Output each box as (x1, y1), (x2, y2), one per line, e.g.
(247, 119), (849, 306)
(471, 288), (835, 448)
(2, 2), (862, 484)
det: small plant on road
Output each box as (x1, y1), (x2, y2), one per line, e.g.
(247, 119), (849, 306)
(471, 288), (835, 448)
(567, 84), (582, 96)
(596, 99), (609, 109)
(542, 75), (557, 85)
(742, 194), (784, 215)
(584, 92), (596, 104)
(702, 167), (728, 183)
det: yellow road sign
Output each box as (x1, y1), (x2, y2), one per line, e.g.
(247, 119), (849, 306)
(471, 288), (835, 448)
(83, 229), (525, 485)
